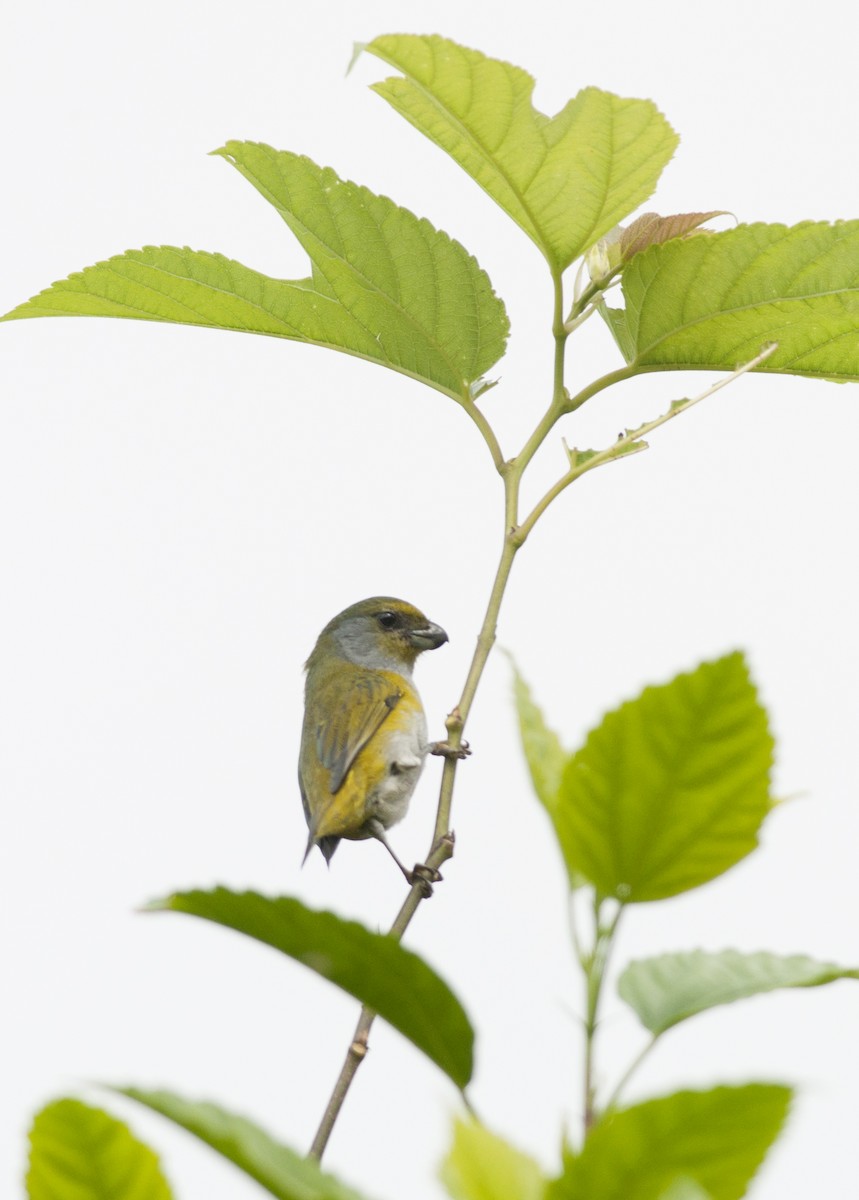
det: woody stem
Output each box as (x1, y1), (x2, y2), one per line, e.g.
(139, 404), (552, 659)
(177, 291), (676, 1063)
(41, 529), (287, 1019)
(307, 271), (569, 1162)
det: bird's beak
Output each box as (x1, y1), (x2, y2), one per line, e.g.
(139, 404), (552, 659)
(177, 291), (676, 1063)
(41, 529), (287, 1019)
(410, 622), (449, 651)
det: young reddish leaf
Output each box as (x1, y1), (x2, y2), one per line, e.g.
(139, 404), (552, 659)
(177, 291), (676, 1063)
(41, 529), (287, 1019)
(619, 211), (728, 261)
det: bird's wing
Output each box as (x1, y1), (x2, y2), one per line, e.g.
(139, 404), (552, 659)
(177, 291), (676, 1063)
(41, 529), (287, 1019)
(314, 668), (402, 794)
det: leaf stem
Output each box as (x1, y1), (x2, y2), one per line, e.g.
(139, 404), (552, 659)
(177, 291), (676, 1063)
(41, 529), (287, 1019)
(460, 396), (506, 473)
(580, 898), (623, 1133)
(519, 343), (779, 540)
(601, 1033), (660, 1115)
(565, 364), (639, 413)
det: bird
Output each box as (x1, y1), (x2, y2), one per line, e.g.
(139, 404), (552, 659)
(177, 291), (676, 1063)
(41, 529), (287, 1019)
(299, 596), (448, 883)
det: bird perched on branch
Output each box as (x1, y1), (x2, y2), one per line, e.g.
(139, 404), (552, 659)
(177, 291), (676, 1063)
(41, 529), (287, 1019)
(299, 596), (448, 883)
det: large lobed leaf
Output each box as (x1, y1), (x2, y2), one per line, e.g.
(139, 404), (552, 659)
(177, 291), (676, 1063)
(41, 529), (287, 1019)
(554, 652), (774, 902)
(146, 888), (474, 1089)
(364, 34), (677, 271)
(615, 220), (859, 380)
(117, 1088), (373, 1200)
(549, 1085), (791, 1200)
(618, 949), (859, 1035)
(2, 145), (509, 402)
(27, 1098), (173, 1200)
(440, 1119), (547, 1200)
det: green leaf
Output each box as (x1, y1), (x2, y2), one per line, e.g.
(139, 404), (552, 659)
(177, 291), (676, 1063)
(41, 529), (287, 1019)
(510, 665), (566, 810)
(2, 146), (509, 403)
(555, 652), (774, 902)
(656, 1179), (712, 1200)
(363, 35), (678, 271)
(440, 1119), (546, 1200)
(598, 304), (636, 361)
(549, 1085), (791, 1200)
(116, 1088), (372, 1200)
(619, 220), (859, 379)
(618, 949), (859, 1035)
(146, 888), (474, 1089)
(27, 1098), (173, 1200)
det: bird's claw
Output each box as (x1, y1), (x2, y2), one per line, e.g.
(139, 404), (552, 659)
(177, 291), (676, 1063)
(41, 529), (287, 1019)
(408, 862), (443, 898)
(429, 740), (471, 760)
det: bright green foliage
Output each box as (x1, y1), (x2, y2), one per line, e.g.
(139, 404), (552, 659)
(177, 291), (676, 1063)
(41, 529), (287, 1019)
(27, 1098), (173, 1200)
(614, 220), (859, 379)
(656, 1180), (712, 1200)
(2, 147), (509, 403)
(117, 1089), (372, 1200)
(146, 888), (474, 1089)
(618, 949), (859, 1035)
(440, 1119), (546, 1200)
(509, 663), (576, 878)
(555, 652), (773, 902)
(364, 35), (678, 271)
(549, 1086), (791, 1200)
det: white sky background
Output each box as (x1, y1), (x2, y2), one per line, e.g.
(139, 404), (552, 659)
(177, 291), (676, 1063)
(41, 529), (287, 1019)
(2, 2), (858, 1197)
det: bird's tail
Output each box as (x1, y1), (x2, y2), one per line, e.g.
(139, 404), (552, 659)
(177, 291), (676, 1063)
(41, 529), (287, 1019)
(301, 831), (340, 867)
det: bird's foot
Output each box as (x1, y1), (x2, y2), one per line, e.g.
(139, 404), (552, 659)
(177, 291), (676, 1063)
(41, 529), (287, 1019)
(408, 862), (444, 898)
(429, 740), (471, 760)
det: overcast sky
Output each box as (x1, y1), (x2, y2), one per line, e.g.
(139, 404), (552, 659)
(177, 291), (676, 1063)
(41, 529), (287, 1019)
(2, 3), (858, 1198)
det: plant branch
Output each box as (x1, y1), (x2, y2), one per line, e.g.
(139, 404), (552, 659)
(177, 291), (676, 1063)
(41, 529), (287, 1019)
(307, 272), (575, 1163)
(307, 831), (455, 1160)
(308, 477), (523, 1161)
(564, 363), (640, 413)
(580, 898), (623, 1134)
(519, 344), (779, 541)
(507, 271), (569, 490)
(601, 1033), (660, 1115)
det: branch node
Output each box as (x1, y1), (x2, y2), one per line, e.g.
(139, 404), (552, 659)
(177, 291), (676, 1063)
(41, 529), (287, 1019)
(430, 739), (471, 761)
(349, 1033), (369, 1062)
(409, 862), (443, 898)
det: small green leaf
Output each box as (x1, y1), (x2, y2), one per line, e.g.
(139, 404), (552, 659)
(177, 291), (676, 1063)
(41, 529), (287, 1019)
(509, 661), (581, 887)
(598, 304), (636, 362)
(612, 437), (648, 459)
(28, 1098), (173, 1200)
(565, 446), (599, 468)
(364, 35), (678, 270)
(147, 888), (474, 1089)
(510, 663), (567, 815)
(555, 653), (774, 902)
(618, 949), (859, 1035)
(620, 220), (859, 380)
(116, 1088), (372, 1200)
(3, 147), (509, 403)
(549, 1085), (791, 1200)
(440, 1118), (546, 1200)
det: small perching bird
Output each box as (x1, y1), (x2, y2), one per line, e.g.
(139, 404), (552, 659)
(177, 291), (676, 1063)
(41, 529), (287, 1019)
(299, 596), (448, 883)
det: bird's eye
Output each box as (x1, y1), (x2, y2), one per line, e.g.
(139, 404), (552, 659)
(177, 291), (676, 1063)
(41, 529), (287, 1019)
(377, 611), (398, 629)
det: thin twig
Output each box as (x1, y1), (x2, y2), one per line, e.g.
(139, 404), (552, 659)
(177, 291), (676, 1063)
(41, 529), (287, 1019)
(519, 343), (779, 541)
(307, 272), (573, 1160)
(601, 1033), (660, 1116)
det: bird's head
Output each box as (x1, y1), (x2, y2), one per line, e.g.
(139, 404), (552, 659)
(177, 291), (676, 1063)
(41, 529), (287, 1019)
(307, 597), (448, 675)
